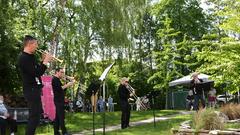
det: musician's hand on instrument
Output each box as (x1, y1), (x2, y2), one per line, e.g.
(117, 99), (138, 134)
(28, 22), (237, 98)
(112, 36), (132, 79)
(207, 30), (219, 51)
(72, 79), (76, 83)
(67, 81), (74, 87)
(4, 112), (10, 118)
(43, 53), (52, 65)
(68, 76), (75, 80)
(68, 77), (75, 82)
(130, 90), (135, 97)
(128, 98), (134, 102)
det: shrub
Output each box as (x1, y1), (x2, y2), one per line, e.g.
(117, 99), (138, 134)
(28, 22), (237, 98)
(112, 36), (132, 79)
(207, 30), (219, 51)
(192, 108), (224, 131)
(220, 103), (240, 120)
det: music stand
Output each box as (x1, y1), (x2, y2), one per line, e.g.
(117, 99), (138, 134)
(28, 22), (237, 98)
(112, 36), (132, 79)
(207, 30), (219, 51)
(99, 62), (115, 135)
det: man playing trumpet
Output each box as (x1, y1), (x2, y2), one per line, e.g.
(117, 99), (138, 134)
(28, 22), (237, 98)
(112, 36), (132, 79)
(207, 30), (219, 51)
(18, 35), (52, 135)
(118, 77), (132, 129)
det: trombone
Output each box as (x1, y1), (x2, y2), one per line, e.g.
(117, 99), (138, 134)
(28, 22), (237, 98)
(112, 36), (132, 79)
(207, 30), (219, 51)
(126, 84), (148, 110)
(63, 75), (87, 91)
(63, 75), (75, 82)
(36, 49), (63, 63)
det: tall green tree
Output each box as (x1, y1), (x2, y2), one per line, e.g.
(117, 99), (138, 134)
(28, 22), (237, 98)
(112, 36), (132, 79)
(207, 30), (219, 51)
(194, 0), (240, 93)
(148, 17), (181, 90)
(0, 0), (21, 94)
(152, 0), (211, 40)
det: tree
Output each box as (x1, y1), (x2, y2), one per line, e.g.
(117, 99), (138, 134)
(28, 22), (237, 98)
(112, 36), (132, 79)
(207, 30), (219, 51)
(194, 0), (240, 93)
(152, 0), (211, 41)
(148, 17), (181, 90)
(0, 0), (21, 94)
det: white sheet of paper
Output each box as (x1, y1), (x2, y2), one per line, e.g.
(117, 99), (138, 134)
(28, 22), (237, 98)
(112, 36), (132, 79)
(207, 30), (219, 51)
(99, 63), (115, 81)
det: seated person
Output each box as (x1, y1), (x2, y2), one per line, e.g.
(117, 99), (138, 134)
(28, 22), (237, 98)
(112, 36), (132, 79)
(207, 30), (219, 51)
(0, 95), (17, 135)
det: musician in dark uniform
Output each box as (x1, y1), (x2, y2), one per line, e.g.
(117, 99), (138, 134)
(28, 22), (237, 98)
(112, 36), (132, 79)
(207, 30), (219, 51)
(52, 68), (75, 135)
(18, 35), (52, 135)
(118, 77), (131, 129)
(190, 72), (205, 110)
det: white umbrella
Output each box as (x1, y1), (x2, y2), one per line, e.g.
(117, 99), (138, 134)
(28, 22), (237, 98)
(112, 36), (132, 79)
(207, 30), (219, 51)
(169, 73), (210, 87)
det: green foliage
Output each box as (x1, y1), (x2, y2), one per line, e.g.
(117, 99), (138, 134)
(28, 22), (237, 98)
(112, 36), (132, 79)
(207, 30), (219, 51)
(1, 0), (239, 108)
(0, 0), (21, 94)
(148, 17), (182, 91)
(195, 40), (240, 93)
(151, 0), (211, 40)
(217, 0), (240, 33)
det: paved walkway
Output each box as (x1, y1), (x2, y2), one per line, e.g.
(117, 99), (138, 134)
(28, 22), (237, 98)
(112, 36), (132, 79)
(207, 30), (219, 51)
(72, 111), (192, 135)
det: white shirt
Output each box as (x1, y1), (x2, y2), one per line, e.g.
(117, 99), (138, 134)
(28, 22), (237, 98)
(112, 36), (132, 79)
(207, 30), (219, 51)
(0, 103), (8, 119)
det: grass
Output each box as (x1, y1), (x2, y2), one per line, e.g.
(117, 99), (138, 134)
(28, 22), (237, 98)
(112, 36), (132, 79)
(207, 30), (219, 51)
(94, 115), (191, 135)
(225, 122), (240, 129)
(17, 110), (180, 134)
(67, 109), (179, 132)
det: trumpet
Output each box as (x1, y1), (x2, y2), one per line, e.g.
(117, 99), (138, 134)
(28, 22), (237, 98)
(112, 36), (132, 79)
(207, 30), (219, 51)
(36, 49), (63, 63)
(126, 84), (148, 110)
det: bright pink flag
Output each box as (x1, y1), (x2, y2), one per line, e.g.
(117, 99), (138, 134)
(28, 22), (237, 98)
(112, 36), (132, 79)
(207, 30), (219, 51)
(41, 75), (55, 121)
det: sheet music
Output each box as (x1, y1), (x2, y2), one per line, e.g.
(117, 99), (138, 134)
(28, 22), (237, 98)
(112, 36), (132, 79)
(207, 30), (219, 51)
(99, 63), (115, 81)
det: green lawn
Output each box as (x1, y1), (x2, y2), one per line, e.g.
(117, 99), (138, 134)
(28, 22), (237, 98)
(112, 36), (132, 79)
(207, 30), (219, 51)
(95, 115), (191, 135)
(17, 110), (181, 135)
(225, 122), (240, 129)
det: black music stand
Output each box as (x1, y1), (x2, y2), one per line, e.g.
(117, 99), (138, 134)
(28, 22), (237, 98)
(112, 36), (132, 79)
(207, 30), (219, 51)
(89, 80), (101, 135)
(147, 90), (161, 128)
(99, 63), (115, 135)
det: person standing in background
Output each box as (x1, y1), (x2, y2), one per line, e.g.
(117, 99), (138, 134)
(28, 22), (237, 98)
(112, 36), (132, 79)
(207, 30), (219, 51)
(97, 96), (104, 112)
(135, 97), (141, 111)
(190, 72), (205, 110)
(18, 35), (52, 135)
(208, 87), (216, 108)
(107, 95), (114, 112)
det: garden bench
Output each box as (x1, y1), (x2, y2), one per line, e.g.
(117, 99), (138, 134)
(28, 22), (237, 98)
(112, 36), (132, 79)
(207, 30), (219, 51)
(8, 108), (52, 125)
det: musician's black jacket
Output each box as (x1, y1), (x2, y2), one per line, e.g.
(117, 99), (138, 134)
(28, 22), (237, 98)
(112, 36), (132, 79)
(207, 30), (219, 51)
(52, 76), (65, 103)
(190, 79), (203, 95)
(18, 51), (47, 90)
(118, 84), (130, 102)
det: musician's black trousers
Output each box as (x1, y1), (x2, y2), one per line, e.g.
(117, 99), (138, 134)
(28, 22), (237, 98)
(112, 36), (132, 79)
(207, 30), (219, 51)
(120, 101), (130, 129)
(0, 117), (17, 135)
(54, 102), (67, 135)
(24, 87), (42, 135)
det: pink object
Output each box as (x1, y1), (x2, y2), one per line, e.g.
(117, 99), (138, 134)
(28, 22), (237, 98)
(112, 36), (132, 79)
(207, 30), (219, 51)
(41, 75), (55, 121)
